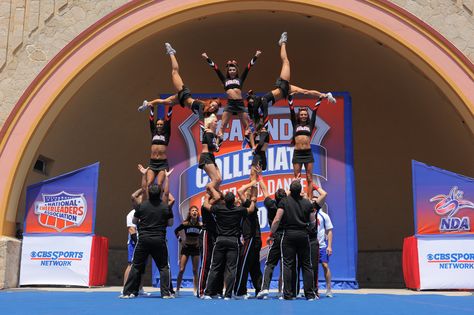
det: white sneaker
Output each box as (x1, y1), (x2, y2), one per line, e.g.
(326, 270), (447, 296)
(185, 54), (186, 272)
(165, 43), (176, 55)
(138, 289), (151, 296)
(224, 297), (231, 300)
(326, 291), (334, 298)
(119, 293), (136, 299)
(256, 289), (269, 300)
(202, 295), (213, 300)
(327, 92), (336, 104)
(279, 32), (288, 46)
(234, 294), (249, 300)
(138, 100), (148, 112)
(162, 294), (175, 299)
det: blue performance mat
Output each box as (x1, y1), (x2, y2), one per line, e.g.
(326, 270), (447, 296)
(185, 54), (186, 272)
(1, 291), (473, 315)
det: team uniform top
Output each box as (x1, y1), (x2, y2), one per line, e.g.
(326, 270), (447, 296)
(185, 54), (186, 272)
(210, 203), (248, 237)
(242, 203), (261, 240)
(317, 211), (333, 248)
(279, 196), (314, 230)
(134, 200), (173, 237)
(289, 103), (318, 139)
(126, 209), (137, 244)
(264, 197), (284, 233)
(201, 205), (217, 234)
(202, 131), (218, 152)
(150, 106), (172, 146)
(174, 223), (202, 239)
(205, 56), (258, 91)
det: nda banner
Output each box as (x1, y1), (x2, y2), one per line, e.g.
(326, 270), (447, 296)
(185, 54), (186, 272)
(153, 92), (357, 288)
(24, 163), (99, 235)
(413, 160), (474, 236)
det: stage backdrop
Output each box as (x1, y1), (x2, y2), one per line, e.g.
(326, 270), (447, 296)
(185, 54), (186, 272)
(152, 92), (357, 289)
(412, 160), (474, 236)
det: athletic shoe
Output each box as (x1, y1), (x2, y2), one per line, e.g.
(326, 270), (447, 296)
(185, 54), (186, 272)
(138, 289), (151, 296)
(327, 92), (336, 104)
(202, 295), (213, 300)
(279, 32), (288, 46)
(224, 297), (231, 301)
(174, 290), (180, 297)
(162, 294), (175, 299)
(234, 294), (249, 300)
(138, 100), (148, 112)
(326, 291), (334, 298)
(119, 293), (136, 299)
(165, 43), (176, 55)
(256, 289), (269, 299)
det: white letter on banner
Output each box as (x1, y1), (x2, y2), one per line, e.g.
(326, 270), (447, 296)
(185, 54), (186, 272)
(280, 119), (292, 141)
(233, 154), (242, 178)
(223, 156), (231, 180)
(268, 180), (275, 195)
(274, 147), (288, 171)
(196, 168), (208, 188)
(229, 120), (243, 141)
(267, 147), (274, 171)
(258, 207), (268, 229)
(242, 151), (253, 176)
(267, 119), (277, 140)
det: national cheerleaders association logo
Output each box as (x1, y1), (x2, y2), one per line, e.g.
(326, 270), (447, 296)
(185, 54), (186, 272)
(430, 186), (474, 232)
(34, 191), (87, 232)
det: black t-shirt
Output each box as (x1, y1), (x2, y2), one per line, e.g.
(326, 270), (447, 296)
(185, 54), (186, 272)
(264, 196), (284, 232)
(134, 200), (173, 237)
(201, 205), (217, 234)
(280, 195), (313, 230)
(242, 208), (261, 239)
(308, 202), (322, 239)
(211, 203), (248, 237)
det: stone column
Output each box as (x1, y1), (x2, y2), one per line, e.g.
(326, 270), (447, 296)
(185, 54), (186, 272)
(0, 236), (21, 289)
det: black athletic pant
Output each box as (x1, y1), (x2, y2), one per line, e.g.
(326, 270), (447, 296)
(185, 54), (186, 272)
(234, 236), (263, 296)
(261, 231), (282, 291)
(198, 230), (217, 298)
(204, 235), (240, 298)
(123, 234), (171, 297)
(281, 230), (315, 300)
(296, 236), (320, 296)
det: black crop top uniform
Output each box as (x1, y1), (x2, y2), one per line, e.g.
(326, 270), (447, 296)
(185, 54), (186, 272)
(205, 55), (258, 115)
(251, 131), (270, 170)
(174, 222), (202, 257)
(148, 106), (172, 172)
(289, 97), (318, 165)
(198, 131), (218, 169)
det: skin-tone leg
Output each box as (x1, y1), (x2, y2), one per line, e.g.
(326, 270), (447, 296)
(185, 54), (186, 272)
(304, 162), (314, 199)
(237, 112), (250, 136)
(156, 170), (166, 187)
(176, 254), (190, 292)
(293, 163), (302, 180)
(192, 255), (200, 294)
(170, 54), (185, 91)
(203, 164), (222, 200)
(322, 262), (331, 292)
(280, 43), (290, 81)
(217, 111), (231, 138)
(142, 169), (157, 197)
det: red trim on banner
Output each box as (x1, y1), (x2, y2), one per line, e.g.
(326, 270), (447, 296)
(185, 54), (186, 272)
(402, 236), (420, 290)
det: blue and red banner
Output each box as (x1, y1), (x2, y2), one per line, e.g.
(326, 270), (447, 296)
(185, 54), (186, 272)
(24, 162), (99, 235)
(412, 160), (474, 236)
(153, 92), (357, 288)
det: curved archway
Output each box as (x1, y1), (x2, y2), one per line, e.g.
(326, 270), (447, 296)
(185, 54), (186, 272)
(0, 0), (472, 245)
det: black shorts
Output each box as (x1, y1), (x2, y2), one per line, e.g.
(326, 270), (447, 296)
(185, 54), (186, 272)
(224, 99), (246, 115)
(178, 86), (192, 107)
(149, 158), (169, 172)
(198, 152), (216, 169)
(292, 148), (314, 164)
(181, 245), (200, 257)
(275, 77), (290, 99)
(252, 151), (267, 170)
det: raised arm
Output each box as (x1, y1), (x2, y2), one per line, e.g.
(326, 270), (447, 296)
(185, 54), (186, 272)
(137, 164), (149, 201)
(258, 176), (270, 199)
(288, 94), (296, 128)
(237, 180), (257, 203)
(164, 106), (173, 144)
(162, 168), (174, 205)
(202, 52), (226, 84)
(149, 105), (156, 135)
(131, 188), (143, 209)
(255, 131), (269, 153)
(312, 184), (327, 207)
(240, 50), (261, 83)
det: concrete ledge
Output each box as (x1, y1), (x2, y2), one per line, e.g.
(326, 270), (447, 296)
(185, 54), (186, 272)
(0, 236), (21, 289)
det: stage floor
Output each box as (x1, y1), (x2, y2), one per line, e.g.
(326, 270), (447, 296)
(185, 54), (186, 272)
(1, 288), (473, 315)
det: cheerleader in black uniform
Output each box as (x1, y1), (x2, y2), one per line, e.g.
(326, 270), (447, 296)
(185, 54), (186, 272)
(201, 50), (261, 141)
(199, 114), (222, 201)
(174, 206), (202, 296)
(141, 43), (220, 123)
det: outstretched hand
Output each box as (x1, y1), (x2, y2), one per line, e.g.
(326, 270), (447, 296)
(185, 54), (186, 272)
(201, 52), (208, 59)
(255, 50), (262, 57)
(138, 164), (149, 175)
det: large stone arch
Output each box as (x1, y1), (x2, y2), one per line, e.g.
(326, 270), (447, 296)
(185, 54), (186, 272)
(0, 0), (473, 285)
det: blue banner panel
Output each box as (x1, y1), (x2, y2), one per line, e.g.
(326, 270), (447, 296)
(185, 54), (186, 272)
(24, 163), (100, 235)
